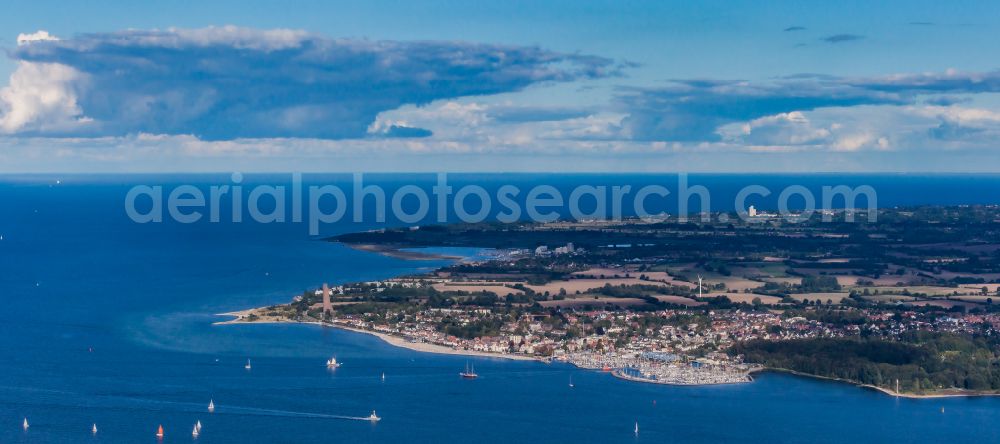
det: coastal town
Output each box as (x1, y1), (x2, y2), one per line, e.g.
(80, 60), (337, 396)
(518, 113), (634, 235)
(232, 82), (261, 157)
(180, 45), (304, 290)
(231, 273), (1000, 387)
(226, 206), (1000, 394)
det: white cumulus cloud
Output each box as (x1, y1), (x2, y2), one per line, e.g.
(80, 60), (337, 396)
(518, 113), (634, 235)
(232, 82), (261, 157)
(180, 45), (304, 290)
(0, 61), (88, 134)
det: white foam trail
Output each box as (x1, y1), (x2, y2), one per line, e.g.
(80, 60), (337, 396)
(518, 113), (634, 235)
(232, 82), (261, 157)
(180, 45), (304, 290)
(0, 385), (372, 421)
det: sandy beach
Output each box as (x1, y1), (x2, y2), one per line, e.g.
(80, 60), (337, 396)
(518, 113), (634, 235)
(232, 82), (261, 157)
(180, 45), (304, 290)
(215, 310), (537, 361)
(324, 322), (538, 361)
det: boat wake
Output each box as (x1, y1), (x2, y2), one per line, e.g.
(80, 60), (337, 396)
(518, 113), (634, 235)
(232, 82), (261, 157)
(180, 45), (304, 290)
(205, 404), (374, 421)
(0, 385), (375, 422)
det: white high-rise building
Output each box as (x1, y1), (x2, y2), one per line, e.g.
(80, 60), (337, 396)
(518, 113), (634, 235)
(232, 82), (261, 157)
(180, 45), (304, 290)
(748, 205), (758, 217)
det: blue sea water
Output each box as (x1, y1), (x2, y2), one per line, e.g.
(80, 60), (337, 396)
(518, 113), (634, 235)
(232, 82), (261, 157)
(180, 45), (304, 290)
(1, 173), (1000, 443)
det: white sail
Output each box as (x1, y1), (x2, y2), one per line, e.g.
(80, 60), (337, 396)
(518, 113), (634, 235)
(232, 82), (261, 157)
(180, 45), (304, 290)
(92, 423), (98, 434)
(208, 399), (215, 412)
(23, 418), (28, 430)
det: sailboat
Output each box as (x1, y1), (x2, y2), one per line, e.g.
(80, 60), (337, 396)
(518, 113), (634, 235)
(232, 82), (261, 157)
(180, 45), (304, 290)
(196, 420), (202, 432)
(381, 372), (386, 381)
(156, 424), (164, 439)
(245, 359), (252, 370)
(367, 410), (381, 422)
(460, 362), (478, 379)
(22, 418), (28, 430)
(326, 357), (341, 368)
(208, 399), (215, 412)
(192, 424), (200, 438)
(92, 423), (98, 434)
(569, 375), (575, 388)
(634, 421), (639, 435)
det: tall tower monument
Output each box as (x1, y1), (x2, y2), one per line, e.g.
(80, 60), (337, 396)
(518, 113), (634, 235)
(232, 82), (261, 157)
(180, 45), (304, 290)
(322, 283), (332, 318)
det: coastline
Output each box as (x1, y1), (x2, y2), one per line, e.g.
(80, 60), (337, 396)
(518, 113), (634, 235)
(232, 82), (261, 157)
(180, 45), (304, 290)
(216, 311), (759, 387)
(218, 311), (1000, 397)
(215, 311), (537, 362)
(215, 238), (1000, 397)
(760, 367), (1000, 399)
(218, 312), (755, 386)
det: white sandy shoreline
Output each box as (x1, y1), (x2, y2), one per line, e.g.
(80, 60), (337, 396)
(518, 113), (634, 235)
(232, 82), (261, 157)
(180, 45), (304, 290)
(214, 311), (537, 361)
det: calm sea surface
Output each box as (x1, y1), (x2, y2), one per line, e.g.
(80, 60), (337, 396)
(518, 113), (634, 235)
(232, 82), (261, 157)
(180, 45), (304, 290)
(1, 174), (999, 443)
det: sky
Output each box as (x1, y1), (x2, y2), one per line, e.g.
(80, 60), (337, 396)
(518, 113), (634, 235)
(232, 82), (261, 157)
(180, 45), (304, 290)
(3, 0), (1000, 172)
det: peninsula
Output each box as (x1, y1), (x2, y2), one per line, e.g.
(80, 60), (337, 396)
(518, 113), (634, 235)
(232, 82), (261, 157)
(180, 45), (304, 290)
(225, 206), (1000, 394)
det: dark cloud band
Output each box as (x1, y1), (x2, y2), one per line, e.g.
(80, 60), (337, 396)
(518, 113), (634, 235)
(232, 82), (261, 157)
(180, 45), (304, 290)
(7, 27), (617, 139)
